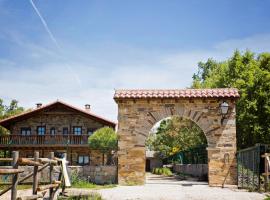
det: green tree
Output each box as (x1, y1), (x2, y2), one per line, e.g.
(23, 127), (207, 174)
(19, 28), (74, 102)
(192, 50), (270, 149)
(146, 116), (207, 159)
(88, 127), (118, 165)
(0, 99), (24, 135)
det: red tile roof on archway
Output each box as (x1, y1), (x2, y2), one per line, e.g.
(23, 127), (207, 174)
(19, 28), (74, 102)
(114, 88), (240, 99)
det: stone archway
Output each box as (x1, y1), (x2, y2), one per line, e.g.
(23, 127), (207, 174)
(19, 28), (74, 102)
(114, 88), (239, 186)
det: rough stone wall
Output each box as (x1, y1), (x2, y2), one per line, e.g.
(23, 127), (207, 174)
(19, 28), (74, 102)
(148, 158), (163, 171)
(116, 98), (237, 186)
(9, 148), (106, 166)
(0, 166), (61, 184)
(11, 108), (104, 135)
(68, 149), (107, 166)
(68, 166), (117, 184)
(0, 166), (117, 185)
(173, 164), (208, 178)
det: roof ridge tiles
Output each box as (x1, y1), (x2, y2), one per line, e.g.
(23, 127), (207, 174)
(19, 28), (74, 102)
(114, 88), (240, 99)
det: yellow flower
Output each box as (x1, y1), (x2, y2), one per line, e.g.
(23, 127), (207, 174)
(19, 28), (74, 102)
(169, 147), (180, 156)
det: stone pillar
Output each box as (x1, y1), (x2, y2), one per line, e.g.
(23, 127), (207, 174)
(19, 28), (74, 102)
(118, 146), (145, 185)
(118, 125), (146, 185)
(207, 148), (237, 186)
(207, 103), (237, 186)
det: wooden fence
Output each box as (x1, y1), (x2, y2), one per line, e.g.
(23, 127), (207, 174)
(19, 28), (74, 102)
(0, 151), (71, 200)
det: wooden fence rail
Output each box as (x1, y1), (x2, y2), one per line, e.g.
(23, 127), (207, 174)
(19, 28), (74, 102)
(0, 151), (71, 200)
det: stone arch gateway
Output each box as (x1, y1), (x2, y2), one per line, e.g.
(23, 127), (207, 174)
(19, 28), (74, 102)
(114, 88), (239, 186)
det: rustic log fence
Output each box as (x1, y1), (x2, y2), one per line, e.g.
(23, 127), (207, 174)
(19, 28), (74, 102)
(0, 151), (71, 200)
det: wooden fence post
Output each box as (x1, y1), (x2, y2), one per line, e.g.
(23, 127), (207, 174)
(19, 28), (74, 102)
(11, 151), (19, 200)
(62, 153), (67, 194)
(49, 152), (54, 200)
(33, 151), (39, 195)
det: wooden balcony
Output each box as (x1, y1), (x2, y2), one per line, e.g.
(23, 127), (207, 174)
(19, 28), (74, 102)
(0, 134), (89, 147)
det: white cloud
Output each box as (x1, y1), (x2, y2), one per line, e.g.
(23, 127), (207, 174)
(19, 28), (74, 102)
(1, 33), (270, 122)
(215, 34), (270, 53)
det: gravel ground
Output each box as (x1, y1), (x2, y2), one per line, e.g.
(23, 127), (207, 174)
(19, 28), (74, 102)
(1, 174), (266, 200)
(98, 174), (266, 200)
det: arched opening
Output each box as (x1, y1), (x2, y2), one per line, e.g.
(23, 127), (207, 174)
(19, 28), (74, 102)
(145, 116), (208, 183)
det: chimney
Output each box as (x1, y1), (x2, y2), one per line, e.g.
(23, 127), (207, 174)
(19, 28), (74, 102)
(85, 104), (91, 112)
(36, 103), (42, 108)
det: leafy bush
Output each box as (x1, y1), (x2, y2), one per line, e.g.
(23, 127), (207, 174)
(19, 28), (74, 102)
(162, 168), (173, 176)
(152, 167), (173, 176)
(88, 127), (117, 165)
(70, 170), (82, 184)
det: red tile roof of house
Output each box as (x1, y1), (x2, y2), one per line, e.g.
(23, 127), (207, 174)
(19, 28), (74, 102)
(114, 88), (240, 99)
(0, 100), (116, 129)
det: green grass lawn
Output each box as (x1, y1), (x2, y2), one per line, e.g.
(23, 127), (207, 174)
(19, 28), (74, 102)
(0, 182), (115, 191)
(71, 180), (115, 189)
(0, 184), (32, 191)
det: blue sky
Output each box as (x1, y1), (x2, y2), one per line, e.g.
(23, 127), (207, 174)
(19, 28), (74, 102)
(0, 0), (270, 121)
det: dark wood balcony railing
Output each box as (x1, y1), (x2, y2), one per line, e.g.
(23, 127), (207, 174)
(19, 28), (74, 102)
(0, 134), (89, 147)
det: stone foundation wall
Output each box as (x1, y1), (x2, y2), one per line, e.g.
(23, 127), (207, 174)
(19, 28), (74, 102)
(173, 164), (208, 179)
(68, 165), (117, 184)
(147, 158), (163, 172)
(0, 165), (117, 185)
(0, 166), (61, 184)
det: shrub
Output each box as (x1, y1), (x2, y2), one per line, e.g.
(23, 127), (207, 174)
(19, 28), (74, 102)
(70, 170), (81, 184)
(162, 167), (173, 176)
(152, 167), (173, 176)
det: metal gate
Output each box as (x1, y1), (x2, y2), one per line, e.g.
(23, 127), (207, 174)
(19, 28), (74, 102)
(237, 143), (270, 191)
